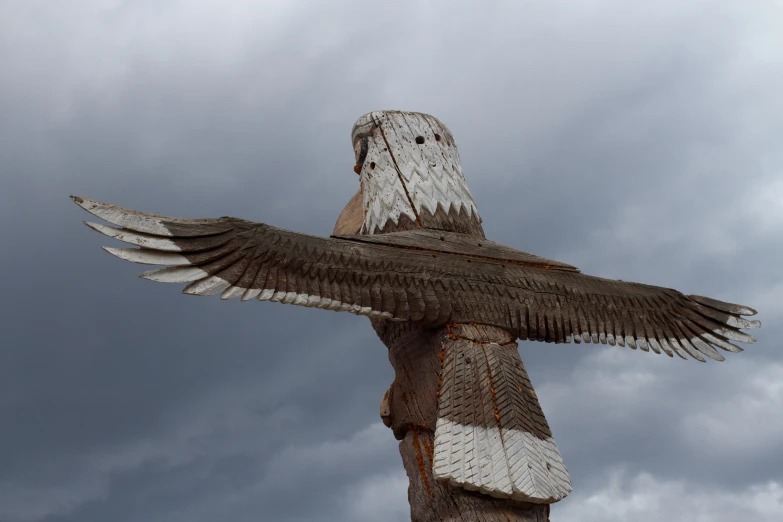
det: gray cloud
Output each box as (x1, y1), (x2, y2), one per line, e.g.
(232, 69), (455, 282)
(1, 0), (781, 520)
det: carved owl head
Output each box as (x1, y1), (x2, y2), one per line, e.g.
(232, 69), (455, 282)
(334, 111), (484, 237)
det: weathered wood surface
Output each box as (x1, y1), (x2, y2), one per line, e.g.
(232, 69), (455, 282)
(334, 229), (579, 271)
(432, 324), (570, 503)
(332, 188), (363, 236)
(373, 320), (553, 521)
(351, 111), (485, 237)
(73, 194), (759, 363)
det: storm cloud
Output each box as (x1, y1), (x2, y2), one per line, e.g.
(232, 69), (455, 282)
(1, 1), (781, 520)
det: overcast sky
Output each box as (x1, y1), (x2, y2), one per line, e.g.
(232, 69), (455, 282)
(2, 1), (782, 521)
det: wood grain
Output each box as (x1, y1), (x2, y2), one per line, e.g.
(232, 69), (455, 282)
(374, 320), (551, 521)
(73, 194), (759, 363)
(352, 111), (485, 237)
(432, 325), (571, 503)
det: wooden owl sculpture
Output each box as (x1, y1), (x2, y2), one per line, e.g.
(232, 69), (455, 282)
(72, 111), (760, 520)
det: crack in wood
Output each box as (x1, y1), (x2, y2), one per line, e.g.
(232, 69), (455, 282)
(372, 113), (424, 228)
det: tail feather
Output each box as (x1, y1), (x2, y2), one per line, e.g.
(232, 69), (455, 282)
(432, 338), (572, 503)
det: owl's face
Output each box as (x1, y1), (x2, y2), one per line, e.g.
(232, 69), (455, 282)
(333, 111), (483, 237)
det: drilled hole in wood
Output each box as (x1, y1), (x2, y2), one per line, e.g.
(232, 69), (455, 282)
(370, 161), (375, 170)
(434, 133), (441, 142)
(415, 136), (425, 144)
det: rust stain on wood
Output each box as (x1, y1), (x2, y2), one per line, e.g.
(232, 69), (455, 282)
(421, 433), (434, 465)
(412, 427), (433, 498)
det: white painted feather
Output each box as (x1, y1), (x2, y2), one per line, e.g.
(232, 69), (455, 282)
(72, 197), (173, 236)
(139, 266), (209, 283)
(86, 222), (181, 251)
(220, 286), (246, 300)
(102, 247), (190, 266)
(183, 276), (231, 296)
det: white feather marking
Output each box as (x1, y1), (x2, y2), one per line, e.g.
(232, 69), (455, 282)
(220, 286), (246, 300)
(241, 288), (262, 301)
(433, 418), (571, 503)
(86, 222), (181, 251)
(72, 197), (172, 236)
(711, 326), (756, 344)
(103, 247), (190, 266)
(258, 289), (275, 301)
(140, 266), (209, 283)
(355, 112), (480, 234)
(700, 331), (743, 353)
(292, 294), (309, 306)
(725, 316), (761, 329)
(316, 297), (333, 309)
(183, 276), (230, 296)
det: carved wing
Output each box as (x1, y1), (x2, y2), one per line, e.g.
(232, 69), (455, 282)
(72, 196), (760, 362)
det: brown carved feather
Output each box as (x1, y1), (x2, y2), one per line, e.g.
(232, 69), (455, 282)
(72, 195), (760, 362)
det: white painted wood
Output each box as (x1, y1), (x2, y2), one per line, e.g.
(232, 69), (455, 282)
(241, 288), (262, 301)
(220, 285), (246, 300)
(433, 418), (571, 504)
(85, 222), (182, 251)
(139, 266), (210, 283)
(72, 196), (174, 236)
(183, 276), (231, 296)
(351, 112), (480, 234)
(102, 247), (190, 266)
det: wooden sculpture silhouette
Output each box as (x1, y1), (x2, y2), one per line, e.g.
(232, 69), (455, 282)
(72, 110), (760, 522)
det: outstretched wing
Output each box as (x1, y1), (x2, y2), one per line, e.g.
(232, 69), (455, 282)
(72, 196), (760, 362)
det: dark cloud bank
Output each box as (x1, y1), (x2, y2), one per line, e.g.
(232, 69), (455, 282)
(1, 1), (781, 521)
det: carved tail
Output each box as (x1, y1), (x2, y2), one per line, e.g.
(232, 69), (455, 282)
(432, 326), (572, 503)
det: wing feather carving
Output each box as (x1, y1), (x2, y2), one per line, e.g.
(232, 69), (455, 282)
(72, 196), (760, 362)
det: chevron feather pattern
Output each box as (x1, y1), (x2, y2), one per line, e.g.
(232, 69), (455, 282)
(71, 110), (763, 514)
(352, 111), (483, 236)
(71, 195), (760, 363)
(433, 338), (571, 503)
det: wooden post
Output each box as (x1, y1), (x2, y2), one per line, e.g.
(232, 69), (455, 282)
(373, 320), (550, 522)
